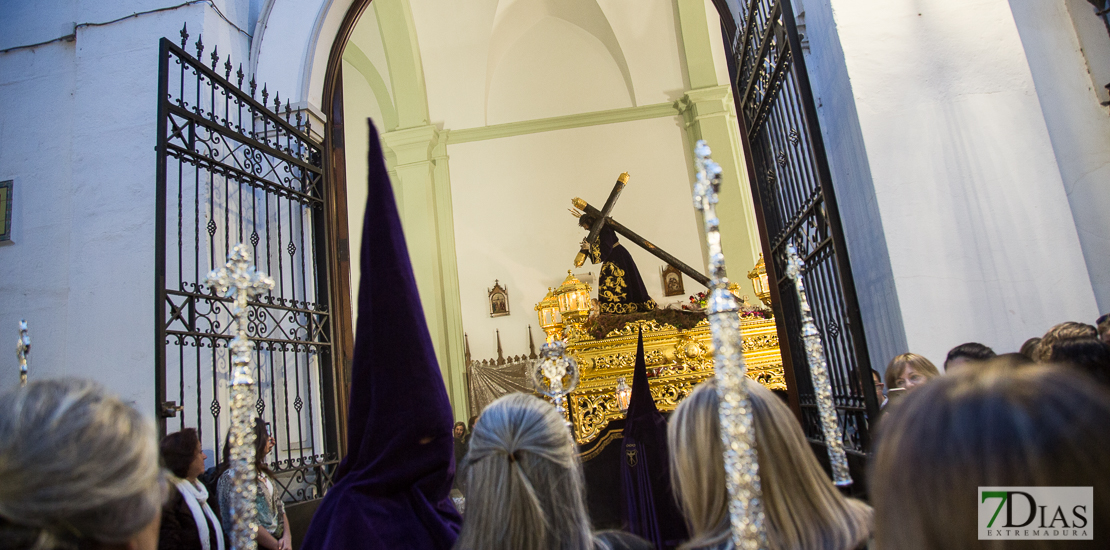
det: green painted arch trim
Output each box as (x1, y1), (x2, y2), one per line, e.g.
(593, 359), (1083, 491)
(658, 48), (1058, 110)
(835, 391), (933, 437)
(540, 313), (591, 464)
(443, 102), (680, 145)
(343, 42), (399, 130)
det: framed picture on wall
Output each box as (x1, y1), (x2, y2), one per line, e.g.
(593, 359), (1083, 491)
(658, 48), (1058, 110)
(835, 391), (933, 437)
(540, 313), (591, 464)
(0, 180), (12, 243)
(661, 265), (684, 297)
(489, 280), (510, 317)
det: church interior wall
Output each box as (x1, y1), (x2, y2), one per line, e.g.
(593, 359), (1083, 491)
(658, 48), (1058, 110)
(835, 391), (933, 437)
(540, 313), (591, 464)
(786, 0), (910, 376)
(446, 118), (708, 362)
(1007, 0), (1110, 314)
(801, 0), (1100, 368)
(0, 1), (258, 412)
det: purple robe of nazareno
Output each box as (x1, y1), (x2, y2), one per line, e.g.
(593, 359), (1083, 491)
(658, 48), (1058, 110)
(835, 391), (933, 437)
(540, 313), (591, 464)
(619, 330), (689, 549)
(299, 121), (462, 549)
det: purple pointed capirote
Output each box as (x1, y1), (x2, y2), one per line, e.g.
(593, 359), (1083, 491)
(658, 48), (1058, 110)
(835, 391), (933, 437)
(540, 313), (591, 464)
(619, 329), (689, 549)
(300, 120), (461, 549)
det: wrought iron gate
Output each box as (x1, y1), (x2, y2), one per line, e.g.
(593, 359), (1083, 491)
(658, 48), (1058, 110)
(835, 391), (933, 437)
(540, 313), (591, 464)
(717, 1), (881, 471)
(154, 26), (340, 502)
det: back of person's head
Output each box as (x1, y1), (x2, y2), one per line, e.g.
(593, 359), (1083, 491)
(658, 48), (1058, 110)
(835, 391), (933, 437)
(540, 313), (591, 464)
(884, 353), (940, 390)
(668, 379), (872, 550)
(1097, 314), (1110, 345)
(991, 352), (1035, 369)
(871, 362), (1110, 549)
(252, 417), (273, 476)
(0, 378), (164, 549)
(1036, 321), (1097, 361)
(1020, 337), (1042, 360)
(161, 427), (200, 479)
(223, 418), (273, 477)
(944, 342), (996, 370)
(454, 393), (592, 550)
(1050, 337), (1110, 388)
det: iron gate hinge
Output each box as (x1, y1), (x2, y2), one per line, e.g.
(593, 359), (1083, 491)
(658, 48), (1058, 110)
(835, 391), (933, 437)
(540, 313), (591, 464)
(159, 400), (184, 418)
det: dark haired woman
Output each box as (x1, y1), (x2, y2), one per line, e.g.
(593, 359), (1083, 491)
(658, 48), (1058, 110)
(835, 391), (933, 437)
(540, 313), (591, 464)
(217, 420), (291, 550)
(160, 428), (225, 550)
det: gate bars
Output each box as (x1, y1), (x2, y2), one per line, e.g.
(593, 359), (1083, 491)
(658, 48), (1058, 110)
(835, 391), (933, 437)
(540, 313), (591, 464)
(720, 0), (882, 466)
(155, 25), (340, 502)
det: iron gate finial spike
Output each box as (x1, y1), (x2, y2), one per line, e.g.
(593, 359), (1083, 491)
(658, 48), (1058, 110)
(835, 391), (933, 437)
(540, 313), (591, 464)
(180, 22), (188, 48)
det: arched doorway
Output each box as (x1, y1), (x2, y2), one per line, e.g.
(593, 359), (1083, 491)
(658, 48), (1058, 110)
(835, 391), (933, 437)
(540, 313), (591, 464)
(321, 0), (766, 425)
(248, 0), (880, 489)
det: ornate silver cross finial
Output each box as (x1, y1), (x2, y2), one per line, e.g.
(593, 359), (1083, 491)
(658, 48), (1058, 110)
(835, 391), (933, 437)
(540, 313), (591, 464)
(785, 244), (852, 487)
(206, 244), (274, 550)
(692, 140), (767, 550)
(16, 320), (29, 387)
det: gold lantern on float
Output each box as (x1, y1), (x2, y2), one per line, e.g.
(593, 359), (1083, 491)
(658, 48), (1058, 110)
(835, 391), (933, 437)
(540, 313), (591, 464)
(554, 271), (593, 327)
(535, 287), (563, 339)
(748, 253), (772, 306)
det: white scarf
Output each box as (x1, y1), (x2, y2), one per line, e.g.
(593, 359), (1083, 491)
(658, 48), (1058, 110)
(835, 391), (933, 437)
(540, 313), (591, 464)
(176, 479), (225, 550)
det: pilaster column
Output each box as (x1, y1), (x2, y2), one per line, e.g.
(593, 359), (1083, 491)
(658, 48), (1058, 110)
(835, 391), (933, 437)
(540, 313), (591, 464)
(380, 125), (468, 419)
(677, 85), (763, 286)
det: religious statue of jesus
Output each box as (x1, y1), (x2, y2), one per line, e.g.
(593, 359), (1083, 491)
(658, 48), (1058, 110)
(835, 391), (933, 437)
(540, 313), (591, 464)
(579, 214), (657, 314)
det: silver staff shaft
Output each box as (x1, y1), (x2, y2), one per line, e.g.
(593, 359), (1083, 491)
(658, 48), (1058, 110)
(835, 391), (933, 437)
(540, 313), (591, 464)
(785, 244), (852, 486)
(17, 320), (29, 387)
(207, 244), (274, 550)
(692, 140), (767, 549)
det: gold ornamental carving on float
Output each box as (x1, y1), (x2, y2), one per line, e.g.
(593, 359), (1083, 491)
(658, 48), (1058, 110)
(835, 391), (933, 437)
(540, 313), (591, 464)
(536, 305), (786, 445)
(564, 316), (784, 444)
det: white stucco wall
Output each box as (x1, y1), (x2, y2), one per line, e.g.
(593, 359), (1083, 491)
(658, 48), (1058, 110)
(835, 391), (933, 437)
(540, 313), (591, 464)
(0, 1), (257, 415)
(1008, 0), (1110, 313)
(793, 0), (1101, 368)
(789, 0), (909, 374)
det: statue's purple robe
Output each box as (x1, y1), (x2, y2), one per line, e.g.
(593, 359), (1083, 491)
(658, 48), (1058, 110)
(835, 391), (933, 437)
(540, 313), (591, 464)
(588, 225), (657, 314)
(619, 330), (688, 549)
(299, 121), (462, 549)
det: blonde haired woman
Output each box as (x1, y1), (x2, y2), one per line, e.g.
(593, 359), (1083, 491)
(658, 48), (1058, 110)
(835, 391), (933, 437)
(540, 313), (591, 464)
(668, 379), (872, 550)
(0, 378), (165, 550)
(883, 353), (940, 392)
(454, 393), (650, 550)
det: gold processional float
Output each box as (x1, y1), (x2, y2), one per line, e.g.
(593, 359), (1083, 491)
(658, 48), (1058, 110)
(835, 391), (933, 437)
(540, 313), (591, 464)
(533, 254), (785, 446)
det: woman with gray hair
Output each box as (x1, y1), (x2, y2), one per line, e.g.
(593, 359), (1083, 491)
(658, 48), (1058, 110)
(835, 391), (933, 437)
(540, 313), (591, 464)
(454, 393), (650, 550)
(0, 378), (165, 549)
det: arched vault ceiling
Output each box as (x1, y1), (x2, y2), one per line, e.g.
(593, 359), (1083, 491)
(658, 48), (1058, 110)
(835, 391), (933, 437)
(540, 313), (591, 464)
(350, 0), (693, 129)
(486, 0), (636, 118)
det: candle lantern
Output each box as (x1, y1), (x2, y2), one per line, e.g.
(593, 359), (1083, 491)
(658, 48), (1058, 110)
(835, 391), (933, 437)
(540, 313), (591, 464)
(615, 377), (632, 413)
(554, 271), (592, 325)
(535, 288), (563, 339)
(747, 253), (772, 306)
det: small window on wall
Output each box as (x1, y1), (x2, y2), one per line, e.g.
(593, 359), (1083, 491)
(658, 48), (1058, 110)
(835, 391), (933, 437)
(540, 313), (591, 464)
(0, 180), (12, 242)
(1069, 0), (1110, 106)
